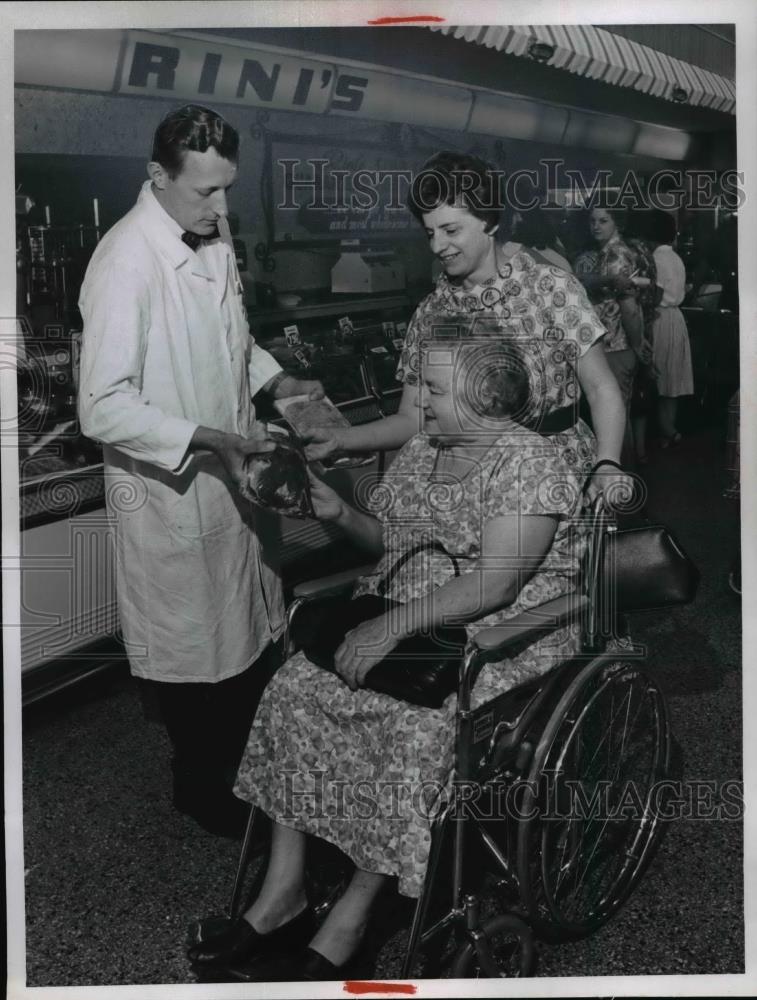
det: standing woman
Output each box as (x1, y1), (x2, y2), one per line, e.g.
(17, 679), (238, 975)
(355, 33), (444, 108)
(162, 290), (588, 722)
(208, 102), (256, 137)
(574, 207), (652, 461)
(648, 209), (694, 447)
(307, 152), (632, 501)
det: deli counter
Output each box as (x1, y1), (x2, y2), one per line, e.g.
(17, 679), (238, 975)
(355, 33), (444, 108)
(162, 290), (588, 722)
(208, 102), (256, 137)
(17, 289), (417, 700)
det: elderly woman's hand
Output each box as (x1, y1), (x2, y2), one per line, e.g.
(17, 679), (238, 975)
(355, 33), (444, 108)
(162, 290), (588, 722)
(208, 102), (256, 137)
(307, 469), (344, 521)
(333, 614), (401, 690)
(302, 426), (346, 463)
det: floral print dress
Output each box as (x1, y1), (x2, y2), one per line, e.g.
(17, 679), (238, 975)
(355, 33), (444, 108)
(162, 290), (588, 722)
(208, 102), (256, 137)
(573, 234), (657, 353)
(396, 247), (605, 480)
(234, 427), (591, 898)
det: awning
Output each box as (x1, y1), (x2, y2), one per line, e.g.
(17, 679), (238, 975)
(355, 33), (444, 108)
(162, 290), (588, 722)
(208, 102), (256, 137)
(429, 24), (735, 115)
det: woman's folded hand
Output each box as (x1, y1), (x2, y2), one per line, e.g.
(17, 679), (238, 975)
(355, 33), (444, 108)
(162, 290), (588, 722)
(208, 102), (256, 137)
(334, 614), (401, 690)
(306, 469), (344, 521)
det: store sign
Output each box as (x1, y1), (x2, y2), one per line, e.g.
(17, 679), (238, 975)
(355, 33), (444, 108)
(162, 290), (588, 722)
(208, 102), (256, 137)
(14, 28), (692, 158)
(120, 31), (471, 125)
(15, 28), (471, 126)
(119, 31), (337, 113)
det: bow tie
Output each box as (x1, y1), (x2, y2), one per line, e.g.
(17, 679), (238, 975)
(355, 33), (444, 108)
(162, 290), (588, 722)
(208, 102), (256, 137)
(181, 231), (204, 252)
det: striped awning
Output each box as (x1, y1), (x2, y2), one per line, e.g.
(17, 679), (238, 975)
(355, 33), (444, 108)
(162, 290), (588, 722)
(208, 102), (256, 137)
(429, 24), (735, 114)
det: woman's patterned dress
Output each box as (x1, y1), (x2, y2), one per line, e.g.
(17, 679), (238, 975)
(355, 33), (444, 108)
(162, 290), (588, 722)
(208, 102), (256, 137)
(234, 425), (591, 898)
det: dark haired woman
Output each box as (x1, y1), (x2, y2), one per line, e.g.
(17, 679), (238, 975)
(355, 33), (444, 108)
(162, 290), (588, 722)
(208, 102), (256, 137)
(306, 151), (632, 504)
(188, 339), (593, 981)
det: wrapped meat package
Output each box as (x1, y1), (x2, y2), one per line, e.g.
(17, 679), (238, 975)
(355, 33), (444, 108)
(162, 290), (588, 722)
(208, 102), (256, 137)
(239, 427), (315, 519)
(274, 394), (376, 469)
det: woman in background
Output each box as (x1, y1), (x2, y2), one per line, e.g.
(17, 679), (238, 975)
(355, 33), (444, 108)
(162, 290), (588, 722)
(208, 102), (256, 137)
(625, 211), (661, 466)
(648, 208), (694, 448)
(574, 207), (652, 463)
(511, 204), (573, 272)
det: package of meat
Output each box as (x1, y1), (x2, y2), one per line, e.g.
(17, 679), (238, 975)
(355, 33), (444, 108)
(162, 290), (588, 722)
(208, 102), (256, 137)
(273, 394), (376, 469)
(239, 426), (315, 519)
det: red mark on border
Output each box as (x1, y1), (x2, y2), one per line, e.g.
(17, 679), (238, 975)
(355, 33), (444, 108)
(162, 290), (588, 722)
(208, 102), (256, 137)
(366, 15), (445, 24)
(343, 982), (417, 996)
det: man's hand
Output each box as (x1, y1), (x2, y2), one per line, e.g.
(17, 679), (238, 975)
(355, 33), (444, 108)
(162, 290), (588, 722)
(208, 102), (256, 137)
(295, 379), (325, 401)
(190, 425), (275, 491)
(333, 614), (401, 690)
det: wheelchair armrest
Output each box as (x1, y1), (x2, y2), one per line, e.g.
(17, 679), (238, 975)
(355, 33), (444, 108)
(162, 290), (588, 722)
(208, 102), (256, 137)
(470, 593), (589, 662)
(293, 565), (376, 600)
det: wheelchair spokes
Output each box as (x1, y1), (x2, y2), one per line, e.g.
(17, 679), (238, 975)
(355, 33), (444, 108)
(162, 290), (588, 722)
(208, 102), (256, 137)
(516, 655), (670, 940)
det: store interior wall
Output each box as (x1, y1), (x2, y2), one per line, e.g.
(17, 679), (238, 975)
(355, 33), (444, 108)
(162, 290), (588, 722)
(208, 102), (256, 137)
(15, 86), (704, 299)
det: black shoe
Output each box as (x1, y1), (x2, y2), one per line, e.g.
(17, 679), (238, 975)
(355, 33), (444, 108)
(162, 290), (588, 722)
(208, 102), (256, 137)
(224, 945), (373, 983)
(187, 906), (316, 967)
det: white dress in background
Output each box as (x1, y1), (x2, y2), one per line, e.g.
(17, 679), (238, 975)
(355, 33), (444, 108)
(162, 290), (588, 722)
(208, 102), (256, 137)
(652, 244), (694, 397)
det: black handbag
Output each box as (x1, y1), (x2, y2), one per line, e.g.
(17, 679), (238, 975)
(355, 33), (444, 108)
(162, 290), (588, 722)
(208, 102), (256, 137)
(290, 542), (468, 708)
(606, 520), (700, 613)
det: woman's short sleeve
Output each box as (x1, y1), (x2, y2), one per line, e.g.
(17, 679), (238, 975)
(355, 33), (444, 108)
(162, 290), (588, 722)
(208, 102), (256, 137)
(395, 296), (434, 387)
(542, 266), (606, 359)
(483, 437), (583, 522)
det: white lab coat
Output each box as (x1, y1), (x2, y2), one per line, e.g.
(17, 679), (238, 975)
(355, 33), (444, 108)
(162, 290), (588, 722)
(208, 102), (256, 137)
(79, 181), (285, 682)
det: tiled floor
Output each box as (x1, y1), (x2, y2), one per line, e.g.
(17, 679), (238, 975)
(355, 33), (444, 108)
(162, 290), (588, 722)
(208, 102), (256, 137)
(17, 428), (743, 989)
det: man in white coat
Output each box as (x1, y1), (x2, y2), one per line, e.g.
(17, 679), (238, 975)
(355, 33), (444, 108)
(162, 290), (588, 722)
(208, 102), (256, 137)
(79, 105), (323, 836)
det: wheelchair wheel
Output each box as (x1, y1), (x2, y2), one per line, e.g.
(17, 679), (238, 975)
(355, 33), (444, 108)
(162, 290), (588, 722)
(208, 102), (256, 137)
(515, 655), (670, 940)
(450, 914), (535, 978)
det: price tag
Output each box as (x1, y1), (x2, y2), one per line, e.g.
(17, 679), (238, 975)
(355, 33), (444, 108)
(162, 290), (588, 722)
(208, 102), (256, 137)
(395, 321), (408, 338)
(392, 339), (405, 353)
(284, 324), (301, 346)
(338, 316), (354, 337)
(293, 348), (311, 369)
(382, 320), (396, 338)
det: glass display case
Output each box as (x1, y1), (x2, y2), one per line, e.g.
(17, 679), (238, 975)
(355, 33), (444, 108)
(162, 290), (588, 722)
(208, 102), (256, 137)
(17, 291), (417, 529)
(18, 332), (106, 529)
(251, 293), (413, 427)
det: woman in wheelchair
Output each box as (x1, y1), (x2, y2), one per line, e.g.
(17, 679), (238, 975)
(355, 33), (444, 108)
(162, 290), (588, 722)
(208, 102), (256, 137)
(187, 335), (601, 982)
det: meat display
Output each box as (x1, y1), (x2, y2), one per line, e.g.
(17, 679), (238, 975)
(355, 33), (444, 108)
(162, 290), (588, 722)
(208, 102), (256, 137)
(274, 394), (376, 469)
(281, 397), (351, 432)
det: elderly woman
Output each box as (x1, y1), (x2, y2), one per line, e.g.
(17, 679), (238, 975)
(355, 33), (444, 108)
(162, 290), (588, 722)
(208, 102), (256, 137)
(188, 337), (594, 982)
(307, 151), (631, 500)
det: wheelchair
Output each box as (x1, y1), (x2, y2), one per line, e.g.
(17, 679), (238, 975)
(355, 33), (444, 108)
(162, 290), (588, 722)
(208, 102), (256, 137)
(227, 493), (673, 978)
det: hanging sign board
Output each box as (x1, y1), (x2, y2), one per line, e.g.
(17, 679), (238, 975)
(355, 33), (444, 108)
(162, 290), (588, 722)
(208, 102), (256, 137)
(15, 28), (472, 126)
(119, 31), (335, 114)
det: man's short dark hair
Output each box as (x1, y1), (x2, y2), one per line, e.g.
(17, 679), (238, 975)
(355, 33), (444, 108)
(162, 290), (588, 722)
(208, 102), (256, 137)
(151, 104), (239, 178)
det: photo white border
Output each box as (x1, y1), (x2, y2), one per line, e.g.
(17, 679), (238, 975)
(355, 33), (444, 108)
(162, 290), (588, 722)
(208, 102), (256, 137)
(3, 1), (754, 998)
